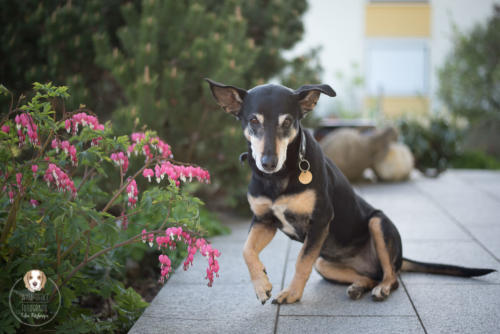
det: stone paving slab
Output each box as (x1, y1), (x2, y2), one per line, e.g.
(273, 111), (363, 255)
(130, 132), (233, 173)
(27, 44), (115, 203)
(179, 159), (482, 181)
(415, 173), (500, 227)
(140, 282), (278, 321)
(276, 316), (424, 334)
(466, 225), (500, 260)
(394, 219), (471, 241)
(405, 284), (500, 334)
(132, 317), (275, 334)
(129, 170), (500, 334)
(401, 240), (500, 285)
(451, 170), (500, 201)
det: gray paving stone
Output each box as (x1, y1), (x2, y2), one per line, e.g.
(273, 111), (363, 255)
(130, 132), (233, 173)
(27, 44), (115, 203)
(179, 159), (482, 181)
(168, 226), (288, 286)
(345, 183), (471, 241)
(138, 282), (278, 320)
(359, 183), (460, 229)
(357, 180), (419, 197)
(415, 173), (500, 227)
(467, 225), (500, 261)
(402, 240), (500, 284)
(276, 316), (424, 334)
(451, 170), (500, 201)
(405, 284), (500, 334)
(279, 268), (415, 316)
(131, 315), (275, 334)
(394, 219), (471, 241)
(214, 215), (251, 242)
(218, 222), (250, 242)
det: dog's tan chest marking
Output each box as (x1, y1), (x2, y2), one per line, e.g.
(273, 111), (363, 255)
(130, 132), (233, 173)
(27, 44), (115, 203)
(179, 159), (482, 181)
(248, 190), (316, 238)
(247, 194), (273, 217)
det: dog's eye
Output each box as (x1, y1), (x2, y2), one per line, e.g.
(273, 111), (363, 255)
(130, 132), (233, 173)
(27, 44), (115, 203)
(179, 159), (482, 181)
(282, 118), (292, 128)
(250, 117), (260, 126)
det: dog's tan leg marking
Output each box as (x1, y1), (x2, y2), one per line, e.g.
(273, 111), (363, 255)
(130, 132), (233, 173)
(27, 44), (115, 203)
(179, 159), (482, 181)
(273, 225), (328, 305)
(315, 257), (376, 300)
(369, 217), (399, 301)
(243, 223), (277, 304)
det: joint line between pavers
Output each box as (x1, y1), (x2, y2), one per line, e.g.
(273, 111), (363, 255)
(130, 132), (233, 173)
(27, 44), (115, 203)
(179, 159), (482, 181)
(399, 274), (428, 334)
(414, 182), (500, 263)
(273, 238), (291, 334)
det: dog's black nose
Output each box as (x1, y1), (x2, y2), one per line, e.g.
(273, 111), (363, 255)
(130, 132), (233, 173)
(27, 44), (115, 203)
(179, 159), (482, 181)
(261, 155), (278, 171)
(33, 282), (37, 286)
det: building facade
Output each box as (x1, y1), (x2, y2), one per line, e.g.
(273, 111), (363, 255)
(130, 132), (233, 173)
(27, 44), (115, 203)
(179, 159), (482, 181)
(286, 0), (499, 118)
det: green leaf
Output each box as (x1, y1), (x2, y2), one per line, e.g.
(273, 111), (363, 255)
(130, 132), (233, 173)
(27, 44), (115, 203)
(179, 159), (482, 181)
(0, 84), (10, 96)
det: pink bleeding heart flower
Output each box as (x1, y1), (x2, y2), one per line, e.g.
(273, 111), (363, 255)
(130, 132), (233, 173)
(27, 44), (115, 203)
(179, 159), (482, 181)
(142, 168), (154, 182)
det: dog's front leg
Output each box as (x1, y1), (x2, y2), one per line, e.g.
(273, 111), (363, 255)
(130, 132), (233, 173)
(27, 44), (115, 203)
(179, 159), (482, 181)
(243, 221), (277, 304)
(272, 223), (329, 305)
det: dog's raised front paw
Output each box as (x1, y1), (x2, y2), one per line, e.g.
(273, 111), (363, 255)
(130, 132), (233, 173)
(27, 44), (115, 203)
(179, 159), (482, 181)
(252, 275), (273, 305)
(271, 287), (302, 305)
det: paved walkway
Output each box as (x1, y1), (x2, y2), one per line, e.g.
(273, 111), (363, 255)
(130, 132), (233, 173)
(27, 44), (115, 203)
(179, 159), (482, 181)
(130, 170), (500, 333)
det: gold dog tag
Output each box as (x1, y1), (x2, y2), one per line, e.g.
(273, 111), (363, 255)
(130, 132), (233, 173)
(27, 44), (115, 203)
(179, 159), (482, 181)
(298, 170), (312, 184)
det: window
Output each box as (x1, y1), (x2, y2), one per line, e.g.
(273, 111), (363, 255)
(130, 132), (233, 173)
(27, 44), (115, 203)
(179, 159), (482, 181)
(366, 39), (429, 96)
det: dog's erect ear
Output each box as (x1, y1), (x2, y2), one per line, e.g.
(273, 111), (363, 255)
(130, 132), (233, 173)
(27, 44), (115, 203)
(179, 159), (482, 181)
(294, 84), (336, 116)
(205, 78), (247, 119)
(23, 271), (30, 289)
(40, 271), (47, 289)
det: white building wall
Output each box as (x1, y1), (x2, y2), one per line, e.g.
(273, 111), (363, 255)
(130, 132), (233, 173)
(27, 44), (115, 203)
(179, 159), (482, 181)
(284, 0), (365, 115)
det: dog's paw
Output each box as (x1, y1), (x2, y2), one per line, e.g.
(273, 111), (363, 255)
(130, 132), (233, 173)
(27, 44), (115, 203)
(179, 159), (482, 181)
(271, 287), (302, 305)
(371, 280), (398, 301)
(347, 284), (366, 300)
(252, 275), (273, 305)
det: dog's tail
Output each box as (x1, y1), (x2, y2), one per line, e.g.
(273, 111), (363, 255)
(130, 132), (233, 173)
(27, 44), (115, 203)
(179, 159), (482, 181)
(401, 257), (496, 277)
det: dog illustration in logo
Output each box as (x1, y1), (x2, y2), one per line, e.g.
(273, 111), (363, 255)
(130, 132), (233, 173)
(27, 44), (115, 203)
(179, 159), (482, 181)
(23, 270), (47, 292)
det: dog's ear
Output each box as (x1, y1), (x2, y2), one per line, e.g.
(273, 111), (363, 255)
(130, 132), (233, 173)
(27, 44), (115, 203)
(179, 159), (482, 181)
(40, 271), (47, 289)
(294, 84), (336, 117)
(205, 78), (247, 119)
(23, 271), (30, 289)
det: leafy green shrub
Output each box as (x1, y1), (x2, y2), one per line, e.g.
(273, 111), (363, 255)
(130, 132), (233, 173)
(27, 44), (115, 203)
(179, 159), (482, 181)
(0, 83), (222, 333)
(438, 5), (500, 122)
(398, 116), (461, 176)
(451, 150), (500, 170)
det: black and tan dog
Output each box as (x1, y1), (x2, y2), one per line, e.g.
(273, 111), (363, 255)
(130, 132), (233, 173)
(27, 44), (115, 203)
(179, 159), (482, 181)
(206, 78), (495, 305)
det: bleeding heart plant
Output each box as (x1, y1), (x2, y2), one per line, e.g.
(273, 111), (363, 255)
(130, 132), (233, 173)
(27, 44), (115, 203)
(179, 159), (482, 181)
(0, 82), (221, 330)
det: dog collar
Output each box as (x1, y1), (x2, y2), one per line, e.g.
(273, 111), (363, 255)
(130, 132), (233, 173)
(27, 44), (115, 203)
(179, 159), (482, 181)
(298, 127), (313, 184)
(298, 126), (307, 161)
